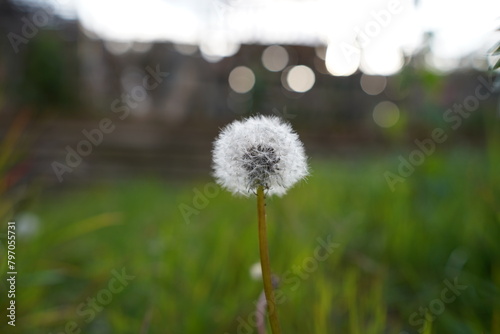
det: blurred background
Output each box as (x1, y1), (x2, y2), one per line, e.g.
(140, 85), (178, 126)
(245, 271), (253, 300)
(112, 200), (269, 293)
(1, 0), (500, 333)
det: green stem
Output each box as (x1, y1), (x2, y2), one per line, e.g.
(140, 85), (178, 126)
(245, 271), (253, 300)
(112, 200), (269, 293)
(257, 186), (282, 334)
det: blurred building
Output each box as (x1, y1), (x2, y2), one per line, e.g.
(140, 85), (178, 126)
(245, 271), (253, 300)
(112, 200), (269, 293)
(0, 0), (497, 188)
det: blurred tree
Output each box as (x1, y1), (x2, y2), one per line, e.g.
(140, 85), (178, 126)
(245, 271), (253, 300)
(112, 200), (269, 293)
(0, 0), (80, 116)
(18, 32), (78, 115)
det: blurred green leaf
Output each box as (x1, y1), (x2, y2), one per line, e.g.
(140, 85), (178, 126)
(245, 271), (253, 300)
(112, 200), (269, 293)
(54, 212), (123, 243)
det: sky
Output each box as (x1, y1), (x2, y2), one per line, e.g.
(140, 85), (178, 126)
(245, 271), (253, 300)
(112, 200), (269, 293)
(21, 0), (500, 75)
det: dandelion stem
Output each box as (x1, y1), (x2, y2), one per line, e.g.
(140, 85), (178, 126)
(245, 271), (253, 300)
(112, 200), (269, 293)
(257, 185), (282, 334)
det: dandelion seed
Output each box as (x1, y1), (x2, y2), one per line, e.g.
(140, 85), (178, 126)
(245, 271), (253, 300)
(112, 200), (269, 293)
(212, 115), (308, 196)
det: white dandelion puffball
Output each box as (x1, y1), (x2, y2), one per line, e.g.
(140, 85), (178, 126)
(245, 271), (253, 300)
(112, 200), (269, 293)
(212, 115), (309, 197)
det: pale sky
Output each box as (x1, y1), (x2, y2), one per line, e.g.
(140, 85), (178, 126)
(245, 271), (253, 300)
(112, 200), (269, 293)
(24, 0), (500, 74)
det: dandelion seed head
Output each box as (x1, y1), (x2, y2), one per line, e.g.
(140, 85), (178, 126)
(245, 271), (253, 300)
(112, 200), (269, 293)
(212, 115), (309, 197)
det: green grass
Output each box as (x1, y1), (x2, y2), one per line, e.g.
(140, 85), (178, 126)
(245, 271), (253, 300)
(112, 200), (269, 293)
(1, 147), (499, 334)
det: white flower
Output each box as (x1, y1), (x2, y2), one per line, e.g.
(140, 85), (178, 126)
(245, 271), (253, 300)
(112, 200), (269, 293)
(249, 262), (262, 281)
(212, 115), (308, 196)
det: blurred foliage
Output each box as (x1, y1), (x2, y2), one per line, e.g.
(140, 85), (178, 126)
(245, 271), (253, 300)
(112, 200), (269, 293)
(16, 32), (78, 115)
(0, 111), (34, 224)
(1, 146), (498, 333)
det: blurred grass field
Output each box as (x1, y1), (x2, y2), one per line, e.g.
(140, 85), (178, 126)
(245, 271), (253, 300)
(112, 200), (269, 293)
(1, 143), (500, 334)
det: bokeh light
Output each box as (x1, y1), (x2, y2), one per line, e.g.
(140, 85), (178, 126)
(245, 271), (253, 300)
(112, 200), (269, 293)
(360, 45), (404, 76)
(200, 33), (240, 63)
(262, 45), (289, 72)
(315, 45), (327, 60)
(360, 74), (387, 96)
(104, 40), (133, 55)
(285, 65), (315, 93)
(372, 101), (400, 128)
(174, 44), (198, 56)
(325, 42), (360, 77)
(228, 66), (256, 94)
